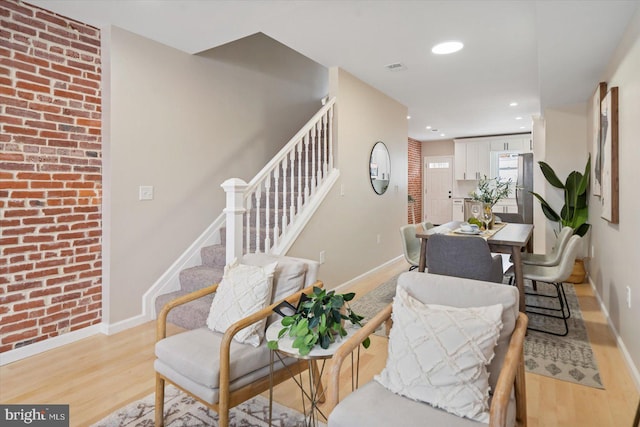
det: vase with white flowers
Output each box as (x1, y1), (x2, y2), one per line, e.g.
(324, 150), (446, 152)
(470, 176), (513, 229)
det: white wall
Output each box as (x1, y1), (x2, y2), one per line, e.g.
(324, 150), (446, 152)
(587, 7), (640, 387)
(103, 29), (327, 323)
(540, 104), (589, 254)
(288, 68), (408, 289)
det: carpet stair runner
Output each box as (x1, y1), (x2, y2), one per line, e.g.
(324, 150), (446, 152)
(154, 141), (327, 330)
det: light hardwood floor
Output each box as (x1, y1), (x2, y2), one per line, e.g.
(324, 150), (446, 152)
(1, 259), (638, 426)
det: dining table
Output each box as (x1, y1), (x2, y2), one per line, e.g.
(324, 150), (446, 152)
(416, 220), (534, 313)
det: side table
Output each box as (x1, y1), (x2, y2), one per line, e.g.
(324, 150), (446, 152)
(265, 320), (360, 427)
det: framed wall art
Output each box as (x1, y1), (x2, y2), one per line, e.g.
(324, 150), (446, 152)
(600, 86), (619, 223)
(592, 82), (607, 197)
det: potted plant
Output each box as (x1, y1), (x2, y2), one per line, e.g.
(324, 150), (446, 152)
(531, 155), (591, 237)
(470, 176), (513, 229)
(268, 287), (370, 356)
(531, 155), (591, 282)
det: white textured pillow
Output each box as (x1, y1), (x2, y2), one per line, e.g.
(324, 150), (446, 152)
(375, 286), (503, 423)
(206, 259), (277, 347)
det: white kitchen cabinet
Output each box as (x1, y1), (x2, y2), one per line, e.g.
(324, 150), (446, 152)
(489, 135), (532, 152)
(454, 139), (490, 180)
(454, 141), (467, 180)
(493, 199), (518, 214)
(452, 198), (465, 221)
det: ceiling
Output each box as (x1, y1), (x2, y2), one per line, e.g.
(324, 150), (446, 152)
(28, 0), (639, 141)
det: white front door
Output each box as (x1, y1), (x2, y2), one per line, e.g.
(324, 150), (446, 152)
(424, 156), (454, 225)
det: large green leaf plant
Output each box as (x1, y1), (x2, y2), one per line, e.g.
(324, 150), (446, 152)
(531, 155), (591, 237)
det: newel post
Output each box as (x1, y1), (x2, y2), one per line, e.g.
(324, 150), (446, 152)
(221, 178), (248, 265)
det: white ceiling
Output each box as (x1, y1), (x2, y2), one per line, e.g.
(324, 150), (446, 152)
(29, 0), (639, 141)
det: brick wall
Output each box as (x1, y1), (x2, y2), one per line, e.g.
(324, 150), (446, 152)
(407, 137), (422, 224)
(0, 0), (102, 353)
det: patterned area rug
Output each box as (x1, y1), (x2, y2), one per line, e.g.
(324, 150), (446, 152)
(350, 273), (603, 389)
(92, 385), (319, 427)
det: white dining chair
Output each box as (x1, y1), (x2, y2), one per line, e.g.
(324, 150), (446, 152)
(521, 226), (573, 267)
(505, 235), (582, 336)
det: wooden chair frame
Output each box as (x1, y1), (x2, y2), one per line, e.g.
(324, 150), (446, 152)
(326, 304), (529, 427)
(155, 281), (325, 427)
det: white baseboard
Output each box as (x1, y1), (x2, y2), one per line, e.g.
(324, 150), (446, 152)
(333, 255), (404, 293)
(588, 277), (640, 392)
(102, 313), (151, 336)
(0, 324), (102, 366)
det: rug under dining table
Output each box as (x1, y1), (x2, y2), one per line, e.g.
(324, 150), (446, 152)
(350, 273), (603, 389)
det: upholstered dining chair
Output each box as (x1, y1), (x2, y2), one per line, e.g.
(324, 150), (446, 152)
(493, 212), (524, 224)
(505, 234), (582, 336)
(426, 233), (504, 283)
(326, 272), (528, 427)
(154, 254), (321, 427)
(520, 226), (573, 267)
(400, 223), (433, 271)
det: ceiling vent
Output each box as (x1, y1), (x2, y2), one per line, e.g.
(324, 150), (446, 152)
(385, 62), (407, 72)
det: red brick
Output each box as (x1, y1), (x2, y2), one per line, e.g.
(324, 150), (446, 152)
(51, 291), (80, 304)
(3, 244), (38, 254)
(0, 293), (25, 305)
(7, 280), (42, 292)
(38, 310), (69, 325)
(15, 80), (50, 94)
(2, 328), (38, 345)
(1, 1), (34, 17)
(24, 267), (58, 279)
(0, 57), (36, 73)
(0, 311), (29, 325)
(0, 319), (38, 334)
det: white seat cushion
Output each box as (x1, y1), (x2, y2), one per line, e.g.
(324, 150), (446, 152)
(328, 380), (516, 427)
(155, 327), (271, 389)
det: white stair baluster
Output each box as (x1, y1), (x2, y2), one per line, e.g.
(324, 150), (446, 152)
(254, 185), (262, 253)
(328, 105), (334, 171)
(264, 176), (271, 252)
(303, 134), (310, 202)
(310, 124), (317, 195)
(273, 164), (280, 249)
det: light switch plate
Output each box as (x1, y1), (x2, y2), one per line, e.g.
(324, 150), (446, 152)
(139, 185), (154, 201)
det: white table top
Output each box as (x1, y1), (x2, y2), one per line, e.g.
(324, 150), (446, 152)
(265, 319), (359, 360)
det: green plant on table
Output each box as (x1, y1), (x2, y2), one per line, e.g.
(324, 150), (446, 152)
(470, 175), (513, 207)
(267, 287), (370, 356)
(531, 155), (591, 237)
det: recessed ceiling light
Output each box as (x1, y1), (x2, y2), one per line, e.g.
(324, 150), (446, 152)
(515, 116), (523, 120)
(509, 102), (518, 107)
(426, 125), (432, 129)
(440, 133), (446, 137)
(431, 41), (464, 55)
(520, 126), (526, 129)
(407, 115), (411, 120)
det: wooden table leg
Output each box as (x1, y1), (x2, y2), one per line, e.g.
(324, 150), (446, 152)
(418, 238), (427, 272)
(511, 247), (526, 312)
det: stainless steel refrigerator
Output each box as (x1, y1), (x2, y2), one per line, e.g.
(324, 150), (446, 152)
(516, 153), (534, 224)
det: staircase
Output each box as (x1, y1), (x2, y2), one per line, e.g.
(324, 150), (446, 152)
(153, 98), (336, 329)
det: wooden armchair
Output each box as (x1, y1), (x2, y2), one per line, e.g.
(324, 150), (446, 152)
(154, 255), (323, 427)
(327, 272), (528, 427)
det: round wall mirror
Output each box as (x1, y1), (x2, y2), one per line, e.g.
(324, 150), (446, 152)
(369, 141), (390, 195)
